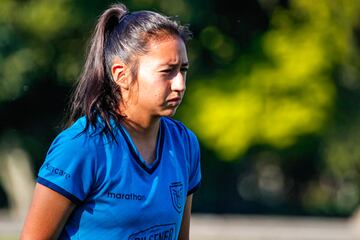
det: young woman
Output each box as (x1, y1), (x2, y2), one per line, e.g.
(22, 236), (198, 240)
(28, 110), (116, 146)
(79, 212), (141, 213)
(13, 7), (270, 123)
(21, 3), (201, 239)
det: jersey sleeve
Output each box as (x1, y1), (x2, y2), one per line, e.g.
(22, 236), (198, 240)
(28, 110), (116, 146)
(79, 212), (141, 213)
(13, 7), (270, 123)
(186, 129), (202, 195)
(37, 129), (97, 205)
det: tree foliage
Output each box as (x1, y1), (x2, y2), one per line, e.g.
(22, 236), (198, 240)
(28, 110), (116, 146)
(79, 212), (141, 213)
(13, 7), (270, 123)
(1, 0), (360, 216)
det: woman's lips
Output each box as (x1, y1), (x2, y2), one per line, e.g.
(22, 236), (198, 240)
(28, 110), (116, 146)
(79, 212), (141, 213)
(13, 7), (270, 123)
(167, 97), (182, 106)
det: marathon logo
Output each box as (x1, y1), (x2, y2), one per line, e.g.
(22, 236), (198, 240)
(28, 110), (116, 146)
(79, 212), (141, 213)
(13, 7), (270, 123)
(107, 192), (145, 201)
(128, 223), (176, 240)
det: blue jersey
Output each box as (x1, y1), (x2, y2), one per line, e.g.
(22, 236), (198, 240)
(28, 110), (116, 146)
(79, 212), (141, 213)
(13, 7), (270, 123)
(37, 116), (201, 239)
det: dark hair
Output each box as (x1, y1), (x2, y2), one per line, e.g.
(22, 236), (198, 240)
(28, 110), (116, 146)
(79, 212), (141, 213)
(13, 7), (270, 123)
(64, 3), (192, 135)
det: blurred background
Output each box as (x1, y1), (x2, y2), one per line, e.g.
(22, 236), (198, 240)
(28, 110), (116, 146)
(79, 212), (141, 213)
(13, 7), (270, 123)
(1, 0), (360, 239)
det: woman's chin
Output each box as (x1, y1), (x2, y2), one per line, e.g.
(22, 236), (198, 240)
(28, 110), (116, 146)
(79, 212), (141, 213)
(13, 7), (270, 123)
(160, 107), (178, 117)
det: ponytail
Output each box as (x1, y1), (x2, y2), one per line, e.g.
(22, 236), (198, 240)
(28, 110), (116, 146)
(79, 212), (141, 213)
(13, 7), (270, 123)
(65, 4), (128, 133)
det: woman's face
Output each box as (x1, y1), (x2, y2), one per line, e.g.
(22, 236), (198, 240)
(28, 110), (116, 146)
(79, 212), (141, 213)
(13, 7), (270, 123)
(129, 36), (188, 118)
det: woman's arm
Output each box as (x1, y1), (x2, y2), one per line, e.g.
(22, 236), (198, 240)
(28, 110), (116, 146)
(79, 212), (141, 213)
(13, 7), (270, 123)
(178, 194), (193, 240)
(20, 183), (75, 240)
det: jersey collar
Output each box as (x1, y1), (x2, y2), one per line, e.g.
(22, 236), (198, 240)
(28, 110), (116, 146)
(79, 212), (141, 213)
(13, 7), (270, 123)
(117, 118), (165, 174)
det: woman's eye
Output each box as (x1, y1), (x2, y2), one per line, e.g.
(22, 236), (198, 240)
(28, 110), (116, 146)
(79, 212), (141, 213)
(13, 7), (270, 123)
(160, 68), (173, 74)
(160, 66), (188, 75)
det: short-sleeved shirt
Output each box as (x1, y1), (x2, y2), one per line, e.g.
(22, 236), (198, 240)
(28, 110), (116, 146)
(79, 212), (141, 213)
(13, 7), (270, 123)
(37, 116), (201, 239)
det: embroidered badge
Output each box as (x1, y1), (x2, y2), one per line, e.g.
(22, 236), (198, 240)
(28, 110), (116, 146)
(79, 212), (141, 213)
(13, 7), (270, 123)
(169, 182), (184, 213)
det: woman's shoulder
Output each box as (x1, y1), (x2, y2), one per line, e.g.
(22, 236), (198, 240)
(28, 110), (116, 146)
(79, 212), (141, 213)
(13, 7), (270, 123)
(162, 116), (187, 131)
(162, 117), (198, 143)
(51, 116), (103, 150)
(57, 116), (88, 138)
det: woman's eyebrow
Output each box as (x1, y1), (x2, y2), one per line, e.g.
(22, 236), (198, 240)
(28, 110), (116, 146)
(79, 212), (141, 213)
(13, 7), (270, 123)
(158, 62), (189, 67)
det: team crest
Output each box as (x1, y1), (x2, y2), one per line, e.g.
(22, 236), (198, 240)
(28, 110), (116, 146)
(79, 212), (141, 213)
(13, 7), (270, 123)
(169, 182), (184, 213)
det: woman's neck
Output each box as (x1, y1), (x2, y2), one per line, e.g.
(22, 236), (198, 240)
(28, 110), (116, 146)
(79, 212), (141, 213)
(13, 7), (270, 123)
(122, 115), (160, 138)
(121, 113), (161, 165)
(121, 104), (160, 132)
(119, 94), (161, 133)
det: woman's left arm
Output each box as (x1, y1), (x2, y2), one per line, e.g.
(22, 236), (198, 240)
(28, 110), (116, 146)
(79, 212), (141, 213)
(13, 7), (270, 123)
(178, 194), (193, 240)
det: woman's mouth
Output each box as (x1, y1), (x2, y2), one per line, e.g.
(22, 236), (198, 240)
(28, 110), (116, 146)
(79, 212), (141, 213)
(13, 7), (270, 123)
(167, 97), (182, 106)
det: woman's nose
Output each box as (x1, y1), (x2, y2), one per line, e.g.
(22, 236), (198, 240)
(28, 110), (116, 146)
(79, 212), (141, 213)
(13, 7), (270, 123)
(171, 72), (186, 92)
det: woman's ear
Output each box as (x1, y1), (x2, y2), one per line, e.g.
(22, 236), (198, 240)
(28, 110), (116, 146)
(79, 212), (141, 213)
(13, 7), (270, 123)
(111, 58), (129, 90)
